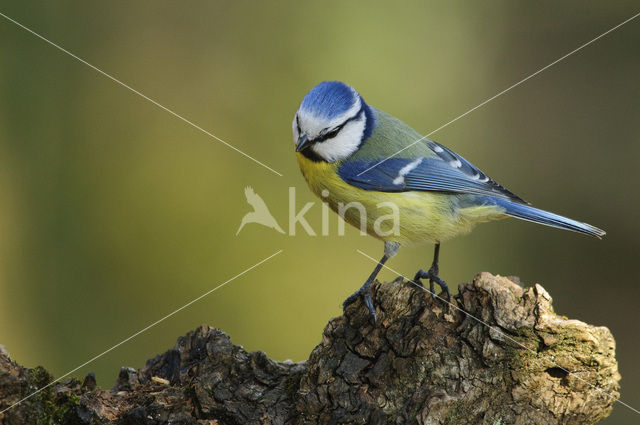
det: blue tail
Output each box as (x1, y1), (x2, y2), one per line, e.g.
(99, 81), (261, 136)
(490, 198), (605, 238)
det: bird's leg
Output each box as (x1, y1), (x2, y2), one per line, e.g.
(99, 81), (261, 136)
(343, 253), (389, 323)
(413, 242), (451, 301)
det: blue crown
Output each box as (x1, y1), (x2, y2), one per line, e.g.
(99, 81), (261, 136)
(300, 81), (358, 119)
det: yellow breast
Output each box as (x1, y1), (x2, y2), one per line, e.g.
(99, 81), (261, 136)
(296, 153), (504, 245)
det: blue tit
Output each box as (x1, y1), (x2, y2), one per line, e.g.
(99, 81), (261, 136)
(292, 81), (605, 322)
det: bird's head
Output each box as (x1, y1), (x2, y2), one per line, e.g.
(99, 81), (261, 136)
(293, 81), (375, 162)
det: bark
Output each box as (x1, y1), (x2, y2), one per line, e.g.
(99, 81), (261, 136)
(0, 273), (620, 425)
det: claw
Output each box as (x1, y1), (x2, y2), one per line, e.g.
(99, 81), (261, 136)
(363, 291), (377, 323)
(413, 268), (451, 301)
(411, 270), (425, 288)
(343, 280), (377, 323)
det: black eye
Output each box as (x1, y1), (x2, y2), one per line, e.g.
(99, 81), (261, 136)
(325, 126), (341, 139)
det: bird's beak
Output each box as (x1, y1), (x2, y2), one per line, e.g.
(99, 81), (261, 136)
(296, 133), (311, 152)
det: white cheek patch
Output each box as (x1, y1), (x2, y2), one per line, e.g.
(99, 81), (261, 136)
(311, 114), (366, 162)
(393, 157), (423, 185)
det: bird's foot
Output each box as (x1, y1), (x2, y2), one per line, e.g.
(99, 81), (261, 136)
(413, 266), (450, 302)
(343, 280), (377, 323)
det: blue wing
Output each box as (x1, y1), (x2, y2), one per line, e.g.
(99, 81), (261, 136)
(338, 140), (527, 203)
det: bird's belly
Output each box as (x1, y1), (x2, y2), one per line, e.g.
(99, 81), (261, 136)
(329, 190), (497, 245)
(297, 154), (504, 245)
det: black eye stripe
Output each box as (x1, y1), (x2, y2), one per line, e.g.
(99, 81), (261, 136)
(327, 124), (344, 137)
(316, 127), (340, 143)
(314, 106), (365, 143)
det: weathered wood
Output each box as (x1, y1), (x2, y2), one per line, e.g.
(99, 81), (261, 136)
(0, 273), (620, 424)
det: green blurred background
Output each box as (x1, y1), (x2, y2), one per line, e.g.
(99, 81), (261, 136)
(1, 1), (639, 423)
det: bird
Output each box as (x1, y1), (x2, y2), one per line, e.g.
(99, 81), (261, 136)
(292, 81), (605, 323)
(236, 186), (285, 235)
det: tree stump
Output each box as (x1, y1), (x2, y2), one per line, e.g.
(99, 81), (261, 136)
(0, 273), (620, 424)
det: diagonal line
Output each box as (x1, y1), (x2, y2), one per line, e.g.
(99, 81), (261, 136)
(356, 249), (639, 415)
(0, 11), (283, 177)
(357, 11), (640, 177)
(0, 249), (283, 415)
